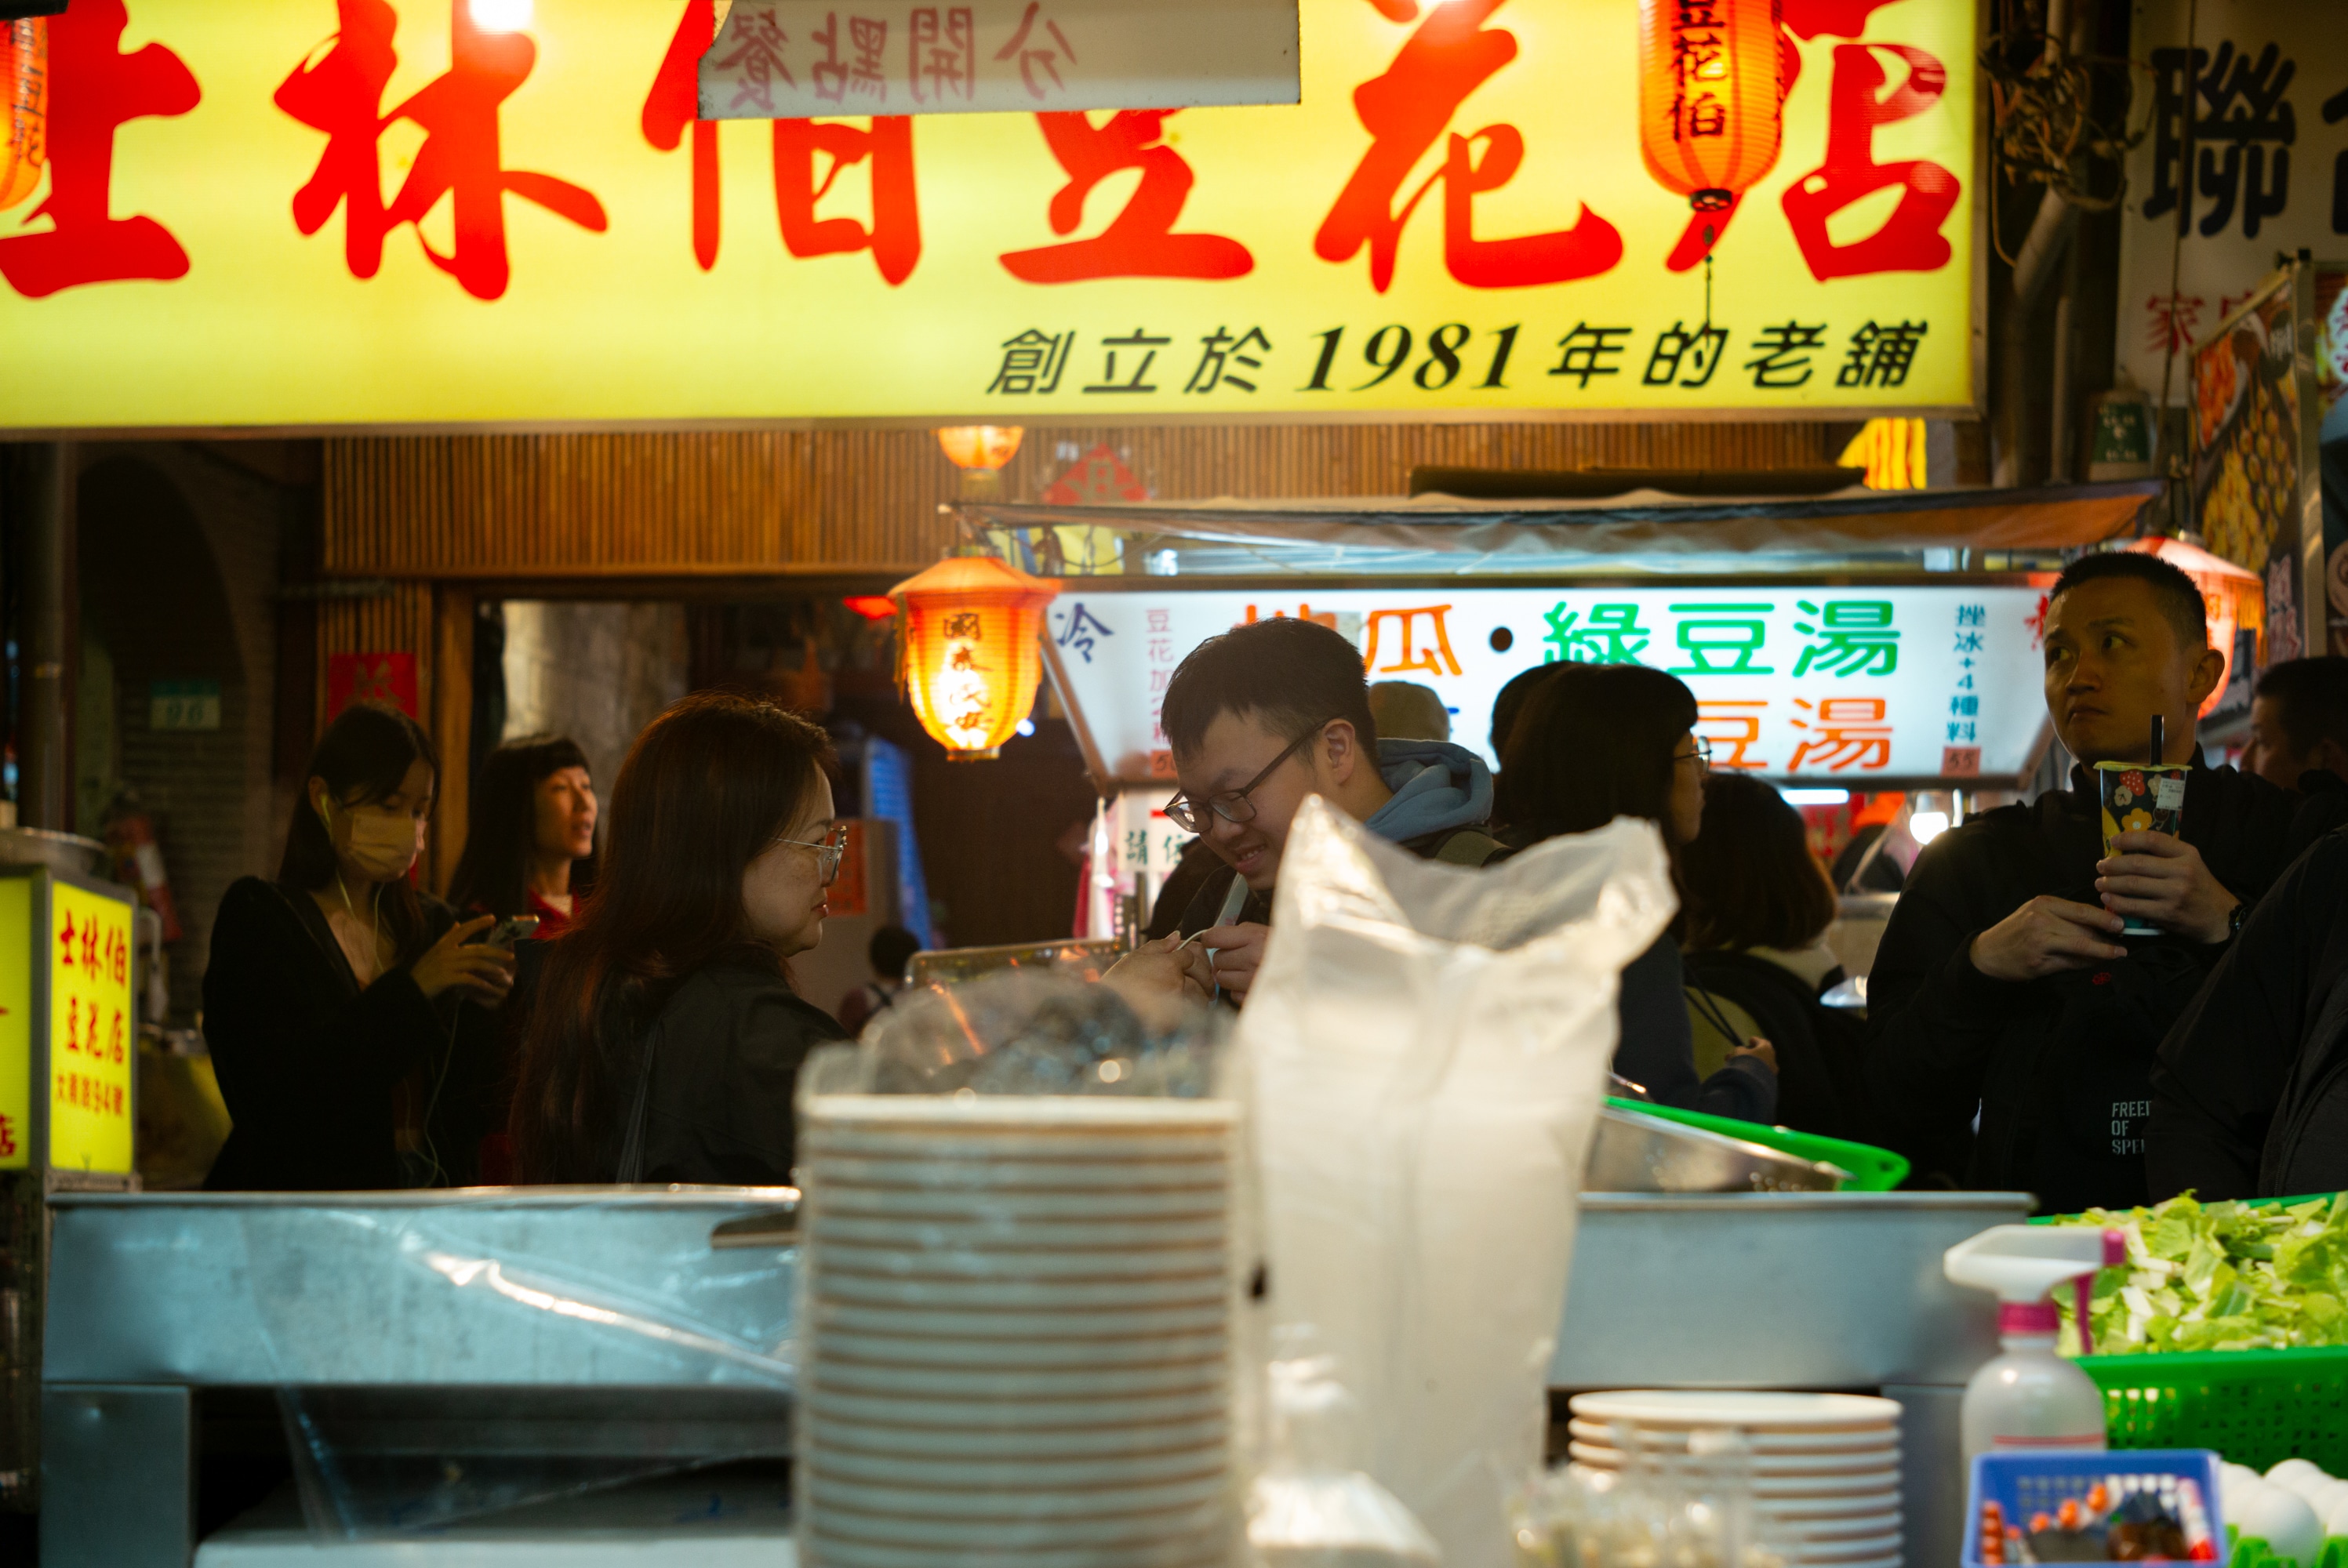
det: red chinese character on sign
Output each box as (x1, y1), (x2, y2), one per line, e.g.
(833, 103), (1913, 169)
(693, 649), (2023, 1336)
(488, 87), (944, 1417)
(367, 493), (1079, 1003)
(1241, 604), (1340, 631)
(643, 0), (723, 269)
(1001, 111), (1250, 282)
(64, 996), (80, 1054)
(1781, 44), (1958, 280)
(909, 8), (975, 104)
(0, 1114), (14, 1157)
(110, 1008), (126, 1065)
(111, 928), (129, 985)
(80, 921), (99, 973)
(1788, 696), (1892, 771)
(1697, 700), (1771, 770)
(57, 912), (75, 971)
(0, 0), (200, 299)
(811, 13), (889, 103)
(1363, 606), (1463, 677)
(1318, 0), (1620, 292)
(276, 0), (610, 302)
(775, 117), (921, 284)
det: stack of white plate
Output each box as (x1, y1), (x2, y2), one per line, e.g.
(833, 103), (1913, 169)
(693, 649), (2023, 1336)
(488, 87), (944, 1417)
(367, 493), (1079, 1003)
(797, 1093), (1241, 1568)
(1565, 1391), (1903, 1568)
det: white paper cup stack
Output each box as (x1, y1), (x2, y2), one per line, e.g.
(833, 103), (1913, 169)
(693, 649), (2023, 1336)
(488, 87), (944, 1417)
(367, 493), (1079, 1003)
(1566, 1391), (1904, 1568)
(798, 1093), (1241, 1568)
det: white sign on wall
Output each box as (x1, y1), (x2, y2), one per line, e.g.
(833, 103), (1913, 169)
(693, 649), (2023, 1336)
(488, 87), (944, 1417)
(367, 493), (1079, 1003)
(2117, 0), (2348, 405)
(1044, 583), (2054, 786)
(699, 0), (1300, 120)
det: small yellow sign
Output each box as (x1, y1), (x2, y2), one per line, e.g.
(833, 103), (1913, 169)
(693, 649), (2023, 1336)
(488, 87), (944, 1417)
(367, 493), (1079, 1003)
(49, 881), (136, 1175)
(0, 880), (28, 1171)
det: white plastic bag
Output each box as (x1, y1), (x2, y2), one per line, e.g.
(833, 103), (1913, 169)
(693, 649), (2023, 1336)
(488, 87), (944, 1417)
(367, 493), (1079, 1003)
(1237, 799), (1675, 1568)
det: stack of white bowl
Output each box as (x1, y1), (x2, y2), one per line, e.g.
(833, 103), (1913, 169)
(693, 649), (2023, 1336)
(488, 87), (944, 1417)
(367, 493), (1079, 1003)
(1566, 1391), (1904, 1568)
(796, 1092), (1241, 1568)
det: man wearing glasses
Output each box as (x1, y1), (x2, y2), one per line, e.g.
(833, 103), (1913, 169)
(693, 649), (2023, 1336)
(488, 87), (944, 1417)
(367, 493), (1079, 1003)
(1150, 617), (1503, 1003)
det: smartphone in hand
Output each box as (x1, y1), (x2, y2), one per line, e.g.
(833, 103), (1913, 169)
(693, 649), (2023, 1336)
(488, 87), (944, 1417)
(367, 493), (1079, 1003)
(479, 915), (540, 949)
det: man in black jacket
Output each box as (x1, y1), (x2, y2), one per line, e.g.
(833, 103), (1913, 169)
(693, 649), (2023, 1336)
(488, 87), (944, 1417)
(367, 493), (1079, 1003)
(1866, 551), (2313, 1214)
(2148, 830), (2348, 1200)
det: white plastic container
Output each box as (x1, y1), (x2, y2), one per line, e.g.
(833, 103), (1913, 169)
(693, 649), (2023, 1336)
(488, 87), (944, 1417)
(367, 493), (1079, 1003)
(1943, 1225), (2119, 1462)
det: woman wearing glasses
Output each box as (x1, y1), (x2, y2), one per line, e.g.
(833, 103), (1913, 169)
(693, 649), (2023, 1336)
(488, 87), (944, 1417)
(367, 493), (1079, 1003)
(1495, 663), (1779, 1124)
(509, 692), (853, 1185)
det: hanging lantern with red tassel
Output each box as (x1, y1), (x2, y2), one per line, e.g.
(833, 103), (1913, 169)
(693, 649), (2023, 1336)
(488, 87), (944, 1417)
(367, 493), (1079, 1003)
(890, 555), (1059, 760)
(2, 16), (46, 213)
(1638, 0), (1786, 266)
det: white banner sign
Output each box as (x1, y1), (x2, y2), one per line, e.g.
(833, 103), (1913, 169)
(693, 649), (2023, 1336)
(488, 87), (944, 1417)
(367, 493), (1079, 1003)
(1044, 583), (2055, 786)
(699, 0), (1300, 118)
(2117, 0), (2348, 405)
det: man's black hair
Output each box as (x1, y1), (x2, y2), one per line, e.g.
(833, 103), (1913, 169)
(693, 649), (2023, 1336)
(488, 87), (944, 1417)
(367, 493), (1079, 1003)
(1160, 617), (1379, 759)
(868, 924), (922, 982)
(2048, 550), (2208, 649)
(2255, 656), (2348, 758)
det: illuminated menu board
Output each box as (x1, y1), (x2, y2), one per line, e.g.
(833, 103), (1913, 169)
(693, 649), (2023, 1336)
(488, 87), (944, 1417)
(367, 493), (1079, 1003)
(0, 870), (137, 1175)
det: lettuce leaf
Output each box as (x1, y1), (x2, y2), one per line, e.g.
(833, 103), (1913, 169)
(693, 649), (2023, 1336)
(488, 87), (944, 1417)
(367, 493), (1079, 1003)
(2049, 1192), (2348, 1356)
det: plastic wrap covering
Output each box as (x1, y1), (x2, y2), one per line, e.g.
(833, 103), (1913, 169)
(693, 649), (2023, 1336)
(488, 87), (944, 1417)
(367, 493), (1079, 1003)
(262, 1200), (798, 1539)
(794, 975), (1243, 1568)
(1513, 1428), (1795, 1568)
(1238, 799), (1675, 1568)
(1248, 1333), (1441, 1568)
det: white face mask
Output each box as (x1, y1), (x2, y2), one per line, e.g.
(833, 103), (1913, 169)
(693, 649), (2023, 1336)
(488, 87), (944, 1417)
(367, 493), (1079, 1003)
(325, 800), (424, 882)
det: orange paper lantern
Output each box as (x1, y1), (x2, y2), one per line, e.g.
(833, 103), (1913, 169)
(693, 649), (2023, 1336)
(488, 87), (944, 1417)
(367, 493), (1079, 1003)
(1637, 0), (1784, 212)
(890, 555), (1059, 761)
(935, 426), (1023, 472)
(2, 17), (45, 214)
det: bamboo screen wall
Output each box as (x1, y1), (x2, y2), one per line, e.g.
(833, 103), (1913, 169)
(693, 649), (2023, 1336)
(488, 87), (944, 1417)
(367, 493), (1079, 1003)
(319, 422), (1837, 581)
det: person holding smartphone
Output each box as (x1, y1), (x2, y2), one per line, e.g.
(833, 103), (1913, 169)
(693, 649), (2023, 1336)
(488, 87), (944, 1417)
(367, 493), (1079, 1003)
(203, 704), (514, 1191)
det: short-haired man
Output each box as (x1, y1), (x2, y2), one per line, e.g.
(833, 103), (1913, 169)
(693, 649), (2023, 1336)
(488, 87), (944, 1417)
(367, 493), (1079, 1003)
(1147, 616), (1502, 1001)
(1865, 552), (2327, 1213)
(2244, 656), (2348, 790)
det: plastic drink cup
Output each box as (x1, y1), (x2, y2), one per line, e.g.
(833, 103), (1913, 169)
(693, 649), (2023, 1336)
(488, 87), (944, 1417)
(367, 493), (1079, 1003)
(2095, 761), (2187, 936)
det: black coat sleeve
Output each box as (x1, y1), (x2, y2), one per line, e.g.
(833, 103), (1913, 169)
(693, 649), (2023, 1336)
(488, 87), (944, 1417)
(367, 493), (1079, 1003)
(1861, 830), (2035, 1179)
(1616, 938), (1779, 1123)
(2148, 838), (2343, 1201)
(640, 971), (850, 1186)
(202, 879), (447, 1188)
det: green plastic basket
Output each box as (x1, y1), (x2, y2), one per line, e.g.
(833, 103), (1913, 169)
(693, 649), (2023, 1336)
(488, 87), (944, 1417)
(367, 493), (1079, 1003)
(2035, 1194), (2348, 1475)
(1601, 1098), (1910, 1192)
(2077, 1344), (2348, 1475)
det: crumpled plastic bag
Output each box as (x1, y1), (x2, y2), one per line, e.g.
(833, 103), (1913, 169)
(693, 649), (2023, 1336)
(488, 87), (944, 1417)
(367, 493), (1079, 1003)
(1236, 799), (1675, 1568)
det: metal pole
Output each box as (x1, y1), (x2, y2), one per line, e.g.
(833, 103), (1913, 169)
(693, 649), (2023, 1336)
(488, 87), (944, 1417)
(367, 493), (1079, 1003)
(19, 441), (71, 832)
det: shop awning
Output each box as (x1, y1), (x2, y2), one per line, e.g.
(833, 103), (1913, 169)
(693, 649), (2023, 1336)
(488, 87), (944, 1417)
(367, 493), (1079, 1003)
(958, 480), (2162, 575)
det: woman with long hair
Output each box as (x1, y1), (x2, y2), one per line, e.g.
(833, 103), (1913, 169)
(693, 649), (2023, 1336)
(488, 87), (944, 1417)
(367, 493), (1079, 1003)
(1495, 663), (1777, 1123)
(448, 735), (599, 935)
(1679, 771), (1869, 1138)
(203, 704), (515, 1190)
(511, 693), (850, 1185)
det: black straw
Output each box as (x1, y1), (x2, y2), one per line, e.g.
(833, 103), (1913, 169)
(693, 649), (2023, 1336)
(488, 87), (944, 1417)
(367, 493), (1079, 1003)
(2152, 714), (2164, 765)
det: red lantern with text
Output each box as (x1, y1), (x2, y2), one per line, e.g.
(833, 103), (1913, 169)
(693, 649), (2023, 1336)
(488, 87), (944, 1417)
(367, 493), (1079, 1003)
(1, 16), (45, 212)
(1637, 0), (1783, 214)
(892, 556), (1059, 760)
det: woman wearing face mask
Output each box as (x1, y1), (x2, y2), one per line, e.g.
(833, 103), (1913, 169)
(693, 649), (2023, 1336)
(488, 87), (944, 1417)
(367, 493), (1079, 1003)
(203, 704), (516, 1191)
(510, 693), (851, 1185)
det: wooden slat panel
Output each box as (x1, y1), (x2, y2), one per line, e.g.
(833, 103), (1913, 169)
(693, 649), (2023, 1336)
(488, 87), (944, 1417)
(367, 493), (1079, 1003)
(322, 423), (1834, 579)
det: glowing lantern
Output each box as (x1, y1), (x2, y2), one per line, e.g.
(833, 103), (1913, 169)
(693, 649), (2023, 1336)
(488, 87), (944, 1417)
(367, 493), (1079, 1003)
(2127, 537), (2263, 719)
(890, 555), (1059, 760)
(936, 426), (1024, 501)
(1637, 0), (1784, 216)
(2, 17), (45, 214)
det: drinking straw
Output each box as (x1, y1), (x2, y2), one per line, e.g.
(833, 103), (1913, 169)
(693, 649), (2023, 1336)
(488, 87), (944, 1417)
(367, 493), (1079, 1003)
(2151, 713), (2164, 766)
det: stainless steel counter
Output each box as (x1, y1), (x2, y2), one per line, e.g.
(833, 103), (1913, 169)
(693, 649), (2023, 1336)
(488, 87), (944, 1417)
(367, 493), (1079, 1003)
(41, 1185), (2030, 1567)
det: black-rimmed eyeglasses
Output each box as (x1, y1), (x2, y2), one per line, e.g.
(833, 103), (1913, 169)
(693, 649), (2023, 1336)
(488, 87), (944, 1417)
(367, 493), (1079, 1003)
(1163, 720), (1337, 833)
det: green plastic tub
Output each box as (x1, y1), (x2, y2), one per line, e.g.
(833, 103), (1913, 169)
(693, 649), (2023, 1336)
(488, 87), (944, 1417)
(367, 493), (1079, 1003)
(1601, 1098), (1910, 1192)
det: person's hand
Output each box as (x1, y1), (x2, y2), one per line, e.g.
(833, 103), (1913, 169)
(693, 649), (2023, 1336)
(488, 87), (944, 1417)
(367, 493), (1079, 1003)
(410, 915), (517, 1003)
(2095, 830), (2240, 945)
(1102, 934), (1212, 1030)
(1968, 896), (2129, 981)
(1728, 1036), (1778, 1076)
(1194, 922), (1273, 1003)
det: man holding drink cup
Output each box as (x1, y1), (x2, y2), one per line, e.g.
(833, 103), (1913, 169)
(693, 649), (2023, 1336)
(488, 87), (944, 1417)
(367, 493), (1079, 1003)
(1866, 553), (2329, 1213)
